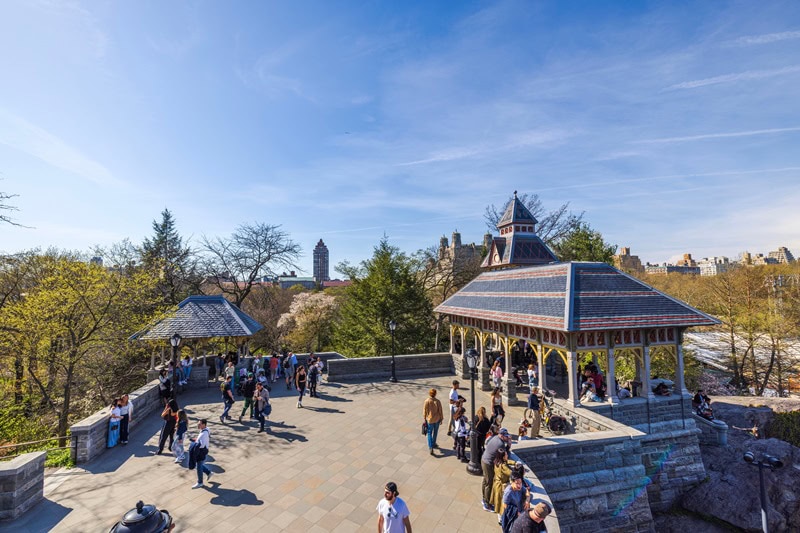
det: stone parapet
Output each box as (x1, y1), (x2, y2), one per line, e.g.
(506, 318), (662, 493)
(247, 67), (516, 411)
(70, 379), (162, 465)
(0, 452), (45, 521)
(326, 353), (453, 382)
(693, 414), (729, 446)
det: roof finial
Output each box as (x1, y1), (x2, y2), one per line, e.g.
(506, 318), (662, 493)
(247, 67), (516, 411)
(513, 190), (518, 198)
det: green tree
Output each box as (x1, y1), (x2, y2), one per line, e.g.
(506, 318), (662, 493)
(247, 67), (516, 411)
(333, 238), (434, 357)
(0, 254), (161, 445)
(140, 208), (200, 305)
(551, 222), (617, 263)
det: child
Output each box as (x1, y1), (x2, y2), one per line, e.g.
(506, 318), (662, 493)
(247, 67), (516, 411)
(173, 409), (188, 463)
(517, 421), (532, 442)
(454, 407), (469, 463)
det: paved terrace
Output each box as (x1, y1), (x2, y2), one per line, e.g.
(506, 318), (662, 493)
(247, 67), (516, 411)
(2, 375), (552, 533)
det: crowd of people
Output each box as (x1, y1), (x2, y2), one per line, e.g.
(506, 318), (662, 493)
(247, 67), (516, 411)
(421, 380), (552, 532)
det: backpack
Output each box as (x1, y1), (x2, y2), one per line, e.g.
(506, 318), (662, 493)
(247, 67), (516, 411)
(500, 501), (520, 533)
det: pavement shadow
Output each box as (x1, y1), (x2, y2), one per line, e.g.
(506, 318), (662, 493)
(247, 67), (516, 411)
(302, 406), (345, 414)
(315, 392), (352, 403)
(0, 498), (71, 533)
(205, 484), (263, 507)
(267, 429), (308, 443)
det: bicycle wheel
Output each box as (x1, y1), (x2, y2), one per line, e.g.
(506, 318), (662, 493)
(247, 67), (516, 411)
(522, 408), (535, 425)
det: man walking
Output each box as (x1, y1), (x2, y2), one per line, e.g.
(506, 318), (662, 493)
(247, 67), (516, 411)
(481, 428), (512, 512)
(254, 381), (271, 433)
(220, 375), (235, 423)
(423, 388), (443, 455)
(376, 481), (412, 533)
(191, 419), (212, 489)
(239, 373), (256, 422)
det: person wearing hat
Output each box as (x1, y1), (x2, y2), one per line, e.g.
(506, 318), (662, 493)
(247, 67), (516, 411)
(238, 372), (256, 422)
(422, 389), (444, 454)
(481, 427), (512, 512)
(510, 501), (551, 532)
(377, 481), (412, 533)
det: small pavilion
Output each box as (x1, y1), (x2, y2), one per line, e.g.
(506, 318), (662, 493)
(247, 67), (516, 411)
(435, 193), (719, 406)
(131, 295), (263, 370)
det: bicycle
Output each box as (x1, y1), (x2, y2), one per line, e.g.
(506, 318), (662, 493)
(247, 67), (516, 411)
(524, 389), (567, 435)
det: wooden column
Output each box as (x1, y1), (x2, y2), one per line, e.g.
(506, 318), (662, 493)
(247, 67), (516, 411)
(607, 346), (619, 405)
(676, 329), (690, 397)
(643, 334), (655, 400)
(567, 336), (579, 407)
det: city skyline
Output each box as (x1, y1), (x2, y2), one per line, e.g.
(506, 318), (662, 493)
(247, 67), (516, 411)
(2, 1), (800, 276)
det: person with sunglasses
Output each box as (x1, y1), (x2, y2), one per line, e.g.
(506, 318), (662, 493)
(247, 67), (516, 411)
(376, 481), (412, 533)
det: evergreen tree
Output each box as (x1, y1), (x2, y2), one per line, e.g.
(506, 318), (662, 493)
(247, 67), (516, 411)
(551, 222), (617, 264)
(140, 209), (199, 305)
(333, 238), (434, 357)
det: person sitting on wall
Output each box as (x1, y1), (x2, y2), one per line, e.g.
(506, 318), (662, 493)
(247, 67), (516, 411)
(692, 389), (711, 409)
(653, 382), (671, 396)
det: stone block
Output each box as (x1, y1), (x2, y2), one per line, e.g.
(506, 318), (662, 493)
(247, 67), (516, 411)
(575, 494), (608, 516)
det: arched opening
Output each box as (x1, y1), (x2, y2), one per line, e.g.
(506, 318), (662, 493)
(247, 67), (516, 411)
(543, 347), (569, 399)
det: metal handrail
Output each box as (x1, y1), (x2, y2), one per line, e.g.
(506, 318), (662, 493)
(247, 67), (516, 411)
(0, 437), (69, 450)
(0, 445), (76, 461)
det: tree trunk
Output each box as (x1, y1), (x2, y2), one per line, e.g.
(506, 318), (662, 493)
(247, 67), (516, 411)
(14, 352), (24, 404)
(58, 359), (75, 448)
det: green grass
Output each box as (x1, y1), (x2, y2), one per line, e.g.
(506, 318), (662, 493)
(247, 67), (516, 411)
(45, 447), (75, 468)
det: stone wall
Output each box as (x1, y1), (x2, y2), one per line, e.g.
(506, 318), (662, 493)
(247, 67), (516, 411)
(70, 379), (162, 465)
(326, 353), (453, 382)
(0, 452), (45, 521)
(639, 429), (706, 512)
(693, 414), (729, 446)
(513, 433), (653, 532)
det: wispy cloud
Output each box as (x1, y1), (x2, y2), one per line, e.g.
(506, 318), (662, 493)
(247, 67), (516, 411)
(734, 30), (800, 46)
(398, 129), (570, 166)
(634, 127), (800, 144)
(665, 65), (800, 90)
(0, 110), (122, 187)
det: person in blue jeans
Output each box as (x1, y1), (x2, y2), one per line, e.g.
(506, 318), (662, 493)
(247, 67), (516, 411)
(191, 419), (212, 488)
(422, 388), (443, 455)
(220, 375), (235, 423)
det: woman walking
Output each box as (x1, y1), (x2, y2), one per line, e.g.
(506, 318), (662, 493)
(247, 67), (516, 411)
(118, 394), (133, 445)
(295, 364), (308, 408)
(173, 409), (188, 463)
(422, 388), (444, 455)
(491, 387), (505, 425)
(491, 360), (504, 390)
(157, 398), (179, 455)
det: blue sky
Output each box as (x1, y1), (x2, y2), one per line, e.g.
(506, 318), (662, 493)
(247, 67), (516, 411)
(2, 0), (800, 274)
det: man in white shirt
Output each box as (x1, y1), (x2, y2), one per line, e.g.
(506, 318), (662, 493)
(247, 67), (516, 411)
(191, 419), (212, 488)
(447, 380), (460, 436)
(376, 482), (411, 533)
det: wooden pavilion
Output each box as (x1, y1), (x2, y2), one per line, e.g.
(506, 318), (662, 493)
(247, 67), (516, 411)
(435, 194), (719, 406)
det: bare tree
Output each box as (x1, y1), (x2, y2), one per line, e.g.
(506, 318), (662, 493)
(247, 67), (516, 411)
(200, 223), (301, 307)
(484, 192), (583, 244)
(1, 190), (22, 226)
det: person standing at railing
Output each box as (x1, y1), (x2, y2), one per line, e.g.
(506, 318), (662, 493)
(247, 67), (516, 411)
(108, 399), (122, 448)
(118, 394), (133, 445)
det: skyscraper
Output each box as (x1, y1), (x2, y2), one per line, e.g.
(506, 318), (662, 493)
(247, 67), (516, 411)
(313, 239), (330, 282)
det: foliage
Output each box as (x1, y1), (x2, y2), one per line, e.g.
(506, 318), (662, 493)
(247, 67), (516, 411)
(239, 284), (295, 352)
(333, 237), (434, 357)
(139, 209), (201, 305)
(484, 192), (583, 244)
(767, 411), (800, 447)
(0, 252), (162, 445)
(278, 291), (339, 352)
(550, 221), (617, 263)
(200, 222), (301, 307)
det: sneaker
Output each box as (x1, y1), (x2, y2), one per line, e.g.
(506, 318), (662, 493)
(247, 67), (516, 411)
(206, 471), (213, 482)
(219, 416), (224, 424)
(482, 501), (493, 512)
(238, 415), (242, 423)
(174, 458), (182, 463)
(429, 448), (434, 455)
(192, 483), (204, 489)
(297, 402), (302, 408)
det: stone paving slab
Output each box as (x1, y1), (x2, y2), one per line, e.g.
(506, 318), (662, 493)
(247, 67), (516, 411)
(1, 375), (549, 532)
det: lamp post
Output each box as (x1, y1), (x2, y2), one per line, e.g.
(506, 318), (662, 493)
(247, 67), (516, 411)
(743, 451), (783, 532)
(388, 320), (397, 383)
(170, 333), (182, 399)
(465, 348), (482, 475)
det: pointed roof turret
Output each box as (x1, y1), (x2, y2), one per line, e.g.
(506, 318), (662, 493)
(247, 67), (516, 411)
(497, 190), (538, 230)
(482, 191), (556, 270)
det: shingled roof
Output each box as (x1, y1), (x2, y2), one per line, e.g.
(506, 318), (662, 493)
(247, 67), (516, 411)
(131, 295), (263, 341)
(435, 262), (719, 332)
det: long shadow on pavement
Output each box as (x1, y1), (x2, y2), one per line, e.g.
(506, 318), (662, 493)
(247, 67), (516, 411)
(204, 483), (263, 507)
(0, 498), (71, 533)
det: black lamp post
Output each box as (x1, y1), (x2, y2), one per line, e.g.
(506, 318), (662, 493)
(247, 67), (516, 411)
(170, 333), (182, 399)
(744, 451), (783, 533)
(465, 348), (482, 475)
(388, 320), (397, 383)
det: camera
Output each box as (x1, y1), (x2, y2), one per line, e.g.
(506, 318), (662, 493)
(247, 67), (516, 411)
(743, 451), (755, 463)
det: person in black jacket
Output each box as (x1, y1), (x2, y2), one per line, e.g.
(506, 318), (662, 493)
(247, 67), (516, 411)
(510, 501), (551, 532)
(239, 373), (256, 422)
